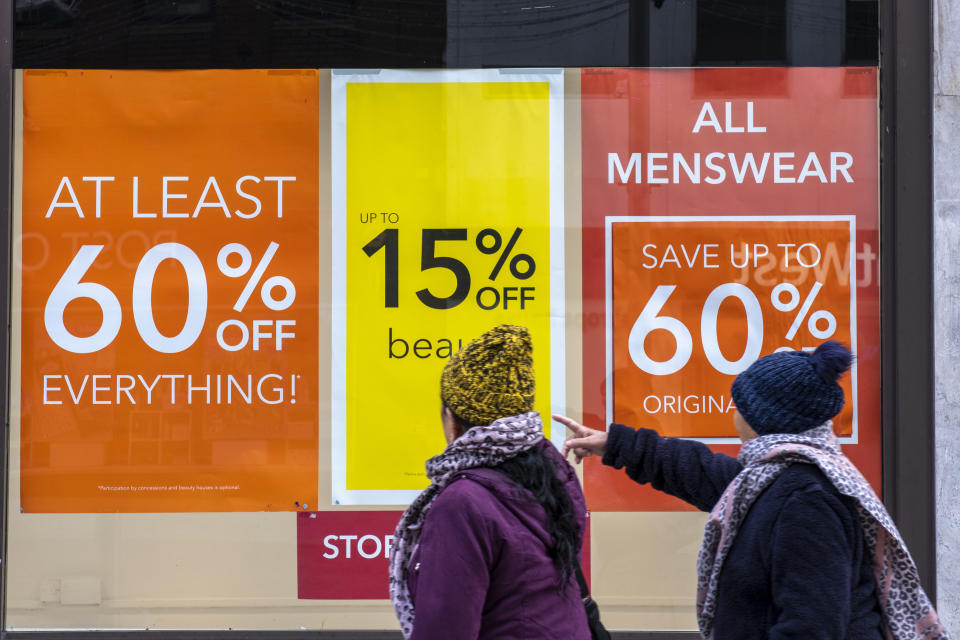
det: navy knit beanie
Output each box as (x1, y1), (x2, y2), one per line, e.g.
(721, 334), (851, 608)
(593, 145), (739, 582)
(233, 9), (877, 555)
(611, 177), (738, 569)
(730, 341), (853, 435)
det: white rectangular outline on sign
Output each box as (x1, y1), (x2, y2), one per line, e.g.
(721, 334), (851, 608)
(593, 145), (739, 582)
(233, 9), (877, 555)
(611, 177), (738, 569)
(604, 215), (858, 445)
(331, 69), (565, 505)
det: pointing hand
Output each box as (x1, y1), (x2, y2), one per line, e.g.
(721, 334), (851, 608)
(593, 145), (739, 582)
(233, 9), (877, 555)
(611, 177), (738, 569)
(553, 414), (608, 464)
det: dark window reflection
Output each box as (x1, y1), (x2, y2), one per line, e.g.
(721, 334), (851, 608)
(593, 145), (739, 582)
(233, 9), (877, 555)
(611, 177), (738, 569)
(696, 0), (787, 64)
(846, 0), (880, 64)
(14, 0), (877, 68)
(15, 0), (446, 68)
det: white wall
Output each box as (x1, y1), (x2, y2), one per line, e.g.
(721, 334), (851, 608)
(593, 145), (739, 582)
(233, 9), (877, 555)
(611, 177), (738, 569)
(934, 0), (960, 627)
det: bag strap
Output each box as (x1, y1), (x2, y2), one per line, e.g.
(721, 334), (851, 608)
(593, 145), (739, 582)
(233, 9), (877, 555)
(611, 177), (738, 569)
(575, 564), (591, 600)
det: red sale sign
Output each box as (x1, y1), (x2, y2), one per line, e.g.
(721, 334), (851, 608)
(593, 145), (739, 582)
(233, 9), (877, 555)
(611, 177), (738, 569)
(581, 68), (880, 511)
(297, 511), (402, 600)
(296, 510), (594, 599)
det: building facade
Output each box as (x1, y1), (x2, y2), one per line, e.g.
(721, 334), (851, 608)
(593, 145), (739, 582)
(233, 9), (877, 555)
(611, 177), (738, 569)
(1, 0), (953, 637)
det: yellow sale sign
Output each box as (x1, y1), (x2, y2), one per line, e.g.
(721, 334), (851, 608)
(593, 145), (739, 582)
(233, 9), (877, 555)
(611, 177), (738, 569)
(331, 70), (565, 504)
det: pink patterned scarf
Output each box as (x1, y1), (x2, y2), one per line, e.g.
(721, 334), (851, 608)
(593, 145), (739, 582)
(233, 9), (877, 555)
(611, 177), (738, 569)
(388, 412), (544, 639)
(697, 424), (948, 640)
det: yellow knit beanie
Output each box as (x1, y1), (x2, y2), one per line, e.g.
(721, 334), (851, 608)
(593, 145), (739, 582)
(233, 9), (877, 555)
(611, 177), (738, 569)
(440, 324), (535, 426)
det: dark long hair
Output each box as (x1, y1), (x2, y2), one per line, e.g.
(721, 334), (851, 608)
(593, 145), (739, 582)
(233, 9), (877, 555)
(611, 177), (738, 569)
(493, 448), (580, 587)
(447, 408), (580, 586)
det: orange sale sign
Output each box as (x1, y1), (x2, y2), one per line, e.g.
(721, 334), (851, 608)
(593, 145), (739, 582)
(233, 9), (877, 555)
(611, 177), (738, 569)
(18, 70), (319, 512)
(580, 68), (880, 511)
(609, 216), (855, 440)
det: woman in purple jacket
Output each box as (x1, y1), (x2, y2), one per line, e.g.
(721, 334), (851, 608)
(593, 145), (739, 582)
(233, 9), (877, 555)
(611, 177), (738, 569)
(389, 324), (591, 640)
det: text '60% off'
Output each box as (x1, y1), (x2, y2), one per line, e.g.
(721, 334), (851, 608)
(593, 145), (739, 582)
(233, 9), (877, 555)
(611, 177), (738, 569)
(45, 242), (297, 354)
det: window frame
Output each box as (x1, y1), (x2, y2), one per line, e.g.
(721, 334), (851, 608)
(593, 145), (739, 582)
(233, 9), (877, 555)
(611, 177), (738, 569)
(0, 0), (935, 636)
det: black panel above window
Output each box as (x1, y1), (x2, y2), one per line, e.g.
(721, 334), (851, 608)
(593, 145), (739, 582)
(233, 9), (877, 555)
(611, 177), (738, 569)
(14, 0), (877, 69)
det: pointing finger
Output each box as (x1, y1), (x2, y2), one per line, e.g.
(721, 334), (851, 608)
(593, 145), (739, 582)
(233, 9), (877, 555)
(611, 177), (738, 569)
(553, 414), (593, 438)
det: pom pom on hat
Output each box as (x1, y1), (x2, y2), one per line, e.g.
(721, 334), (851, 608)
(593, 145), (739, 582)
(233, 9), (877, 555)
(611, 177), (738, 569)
(808, 340), (854, 383)
(440, 324), (535, 427)
(730, 341), (853, 435)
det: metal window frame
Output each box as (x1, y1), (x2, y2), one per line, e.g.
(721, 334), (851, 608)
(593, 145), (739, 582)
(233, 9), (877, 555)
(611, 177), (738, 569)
(878, 0), (937, 602)
(0, 0), (934, 637)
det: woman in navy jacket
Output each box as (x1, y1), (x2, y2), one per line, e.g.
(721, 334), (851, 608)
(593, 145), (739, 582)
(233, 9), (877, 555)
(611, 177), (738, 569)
(558, 341), (947, 640)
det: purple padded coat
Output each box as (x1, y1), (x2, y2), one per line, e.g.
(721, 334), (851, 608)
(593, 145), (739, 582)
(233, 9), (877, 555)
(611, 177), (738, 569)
(406, 440), (591, 640)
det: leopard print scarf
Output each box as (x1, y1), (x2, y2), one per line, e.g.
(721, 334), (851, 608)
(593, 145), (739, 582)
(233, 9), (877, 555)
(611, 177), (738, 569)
(697, 424), (948, 640)
(388, 412), (544, 639)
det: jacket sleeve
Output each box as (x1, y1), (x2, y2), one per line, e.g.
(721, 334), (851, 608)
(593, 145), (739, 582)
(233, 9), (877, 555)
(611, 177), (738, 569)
(768, 488), (855, 640)
(409, 481), (495, 640)
(601, 424), (741, 511)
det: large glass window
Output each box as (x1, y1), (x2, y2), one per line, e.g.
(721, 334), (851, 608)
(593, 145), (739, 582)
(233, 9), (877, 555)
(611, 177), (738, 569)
(8, 1), (879, 634)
